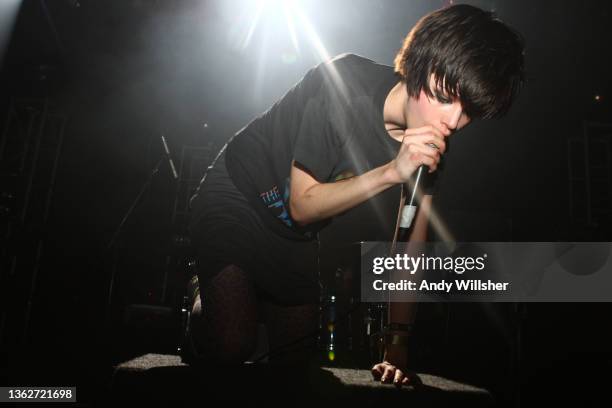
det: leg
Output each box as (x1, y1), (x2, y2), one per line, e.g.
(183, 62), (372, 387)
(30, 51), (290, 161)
(262, 300), (319, 365)
(190, 264), (259, 365)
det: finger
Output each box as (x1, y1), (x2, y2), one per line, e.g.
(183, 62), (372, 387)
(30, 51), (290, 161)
(393, 369), (405, 387)
(407, 125), (449, 147)
(423, 155), (438, 173)
(406, 142), (440, 159)
(402, 376), (410, 385)
(404, 153), (438, 174)
(426, 137), (446, 154)
(416, 153), (438, 173)
(411, 144), (440, 162)
(402, 132), (446, 154)
(381, 366), (395, 383)
(405, 145), (440, 171)
(420, 132), (445, 153)
(405, 125), (445, 139)
(371, 364), (384, 379)
(403, 127), (443, 142)
(428, 136), (446, 154)
(425, 141), (443, 155)
(425, 124), (451, 138)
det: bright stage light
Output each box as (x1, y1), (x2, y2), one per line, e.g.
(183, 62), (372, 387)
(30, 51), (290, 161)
(221, 0), (348, 104)
(224, 0), (332, 63)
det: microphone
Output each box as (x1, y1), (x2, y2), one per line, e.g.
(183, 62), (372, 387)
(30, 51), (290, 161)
(161, 135), (179, 180)
(397, 143), (438, 240)
(397, 165), (427, 240)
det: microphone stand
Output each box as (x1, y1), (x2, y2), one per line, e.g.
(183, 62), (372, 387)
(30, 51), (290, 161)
(106, 155), (165, 252)
(104, 136), (177, 331)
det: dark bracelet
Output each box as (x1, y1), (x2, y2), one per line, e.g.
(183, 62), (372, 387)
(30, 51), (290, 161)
(384, 322), (414, 334)
(384, 333), (411, 347)
(382, 323), (414, 347)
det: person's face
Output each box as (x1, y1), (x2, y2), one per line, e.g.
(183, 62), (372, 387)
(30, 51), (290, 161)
(405, 75), (471, 135)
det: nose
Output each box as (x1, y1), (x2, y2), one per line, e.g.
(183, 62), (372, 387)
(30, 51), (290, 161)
(442, 101), (464, 132)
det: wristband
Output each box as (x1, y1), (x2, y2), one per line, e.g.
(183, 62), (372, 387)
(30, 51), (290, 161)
(384, 322), (414, 334)
(382, 323), (414, 347)
(384, 333), (411, 347)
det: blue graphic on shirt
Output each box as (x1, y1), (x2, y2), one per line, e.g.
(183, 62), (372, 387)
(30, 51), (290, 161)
(260, 181), (293, 227)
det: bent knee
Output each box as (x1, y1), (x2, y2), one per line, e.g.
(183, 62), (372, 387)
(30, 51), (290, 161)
(216, 337), (258, 364)
(194, 327), (258, 365)
(190, 293), (259, 365)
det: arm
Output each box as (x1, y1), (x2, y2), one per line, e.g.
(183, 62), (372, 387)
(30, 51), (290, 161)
(378, 195), (431, 384)
(289, 125), (446, 226)
(387, 194), (431, 324)
(289, 159), (400, 226)
(290, 126), (443, 386)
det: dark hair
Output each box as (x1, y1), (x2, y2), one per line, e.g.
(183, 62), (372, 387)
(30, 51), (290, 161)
(394, 4), (525, 119)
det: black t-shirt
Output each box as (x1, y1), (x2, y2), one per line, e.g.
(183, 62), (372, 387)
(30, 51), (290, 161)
(223, 54), (438, 241)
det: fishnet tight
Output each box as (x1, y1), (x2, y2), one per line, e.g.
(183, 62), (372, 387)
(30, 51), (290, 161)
(191, 264), (318, 365)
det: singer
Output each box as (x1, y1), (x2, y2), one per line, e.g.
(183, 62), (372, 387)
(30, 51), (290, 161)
(186, 4), (524, 383)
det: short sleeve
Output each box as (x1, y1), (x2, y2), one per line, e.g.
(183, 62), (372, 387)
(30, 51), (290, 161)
(292, 95), (342, 182)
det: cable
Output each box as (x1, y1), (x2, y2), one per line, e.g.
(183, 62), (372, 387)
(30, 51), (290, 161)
(251, 301), (363, 363)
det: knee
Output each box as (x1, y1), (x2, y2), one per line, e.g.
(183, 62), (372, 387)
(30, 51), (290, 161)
(191, 263), (260, 364)
(192, 312), (258, 365)
(214, 331), (258, 365)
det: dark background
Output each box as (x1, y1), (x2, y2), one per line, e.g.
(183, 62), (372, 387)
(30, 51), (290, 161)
(1, 0), (611, 406)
